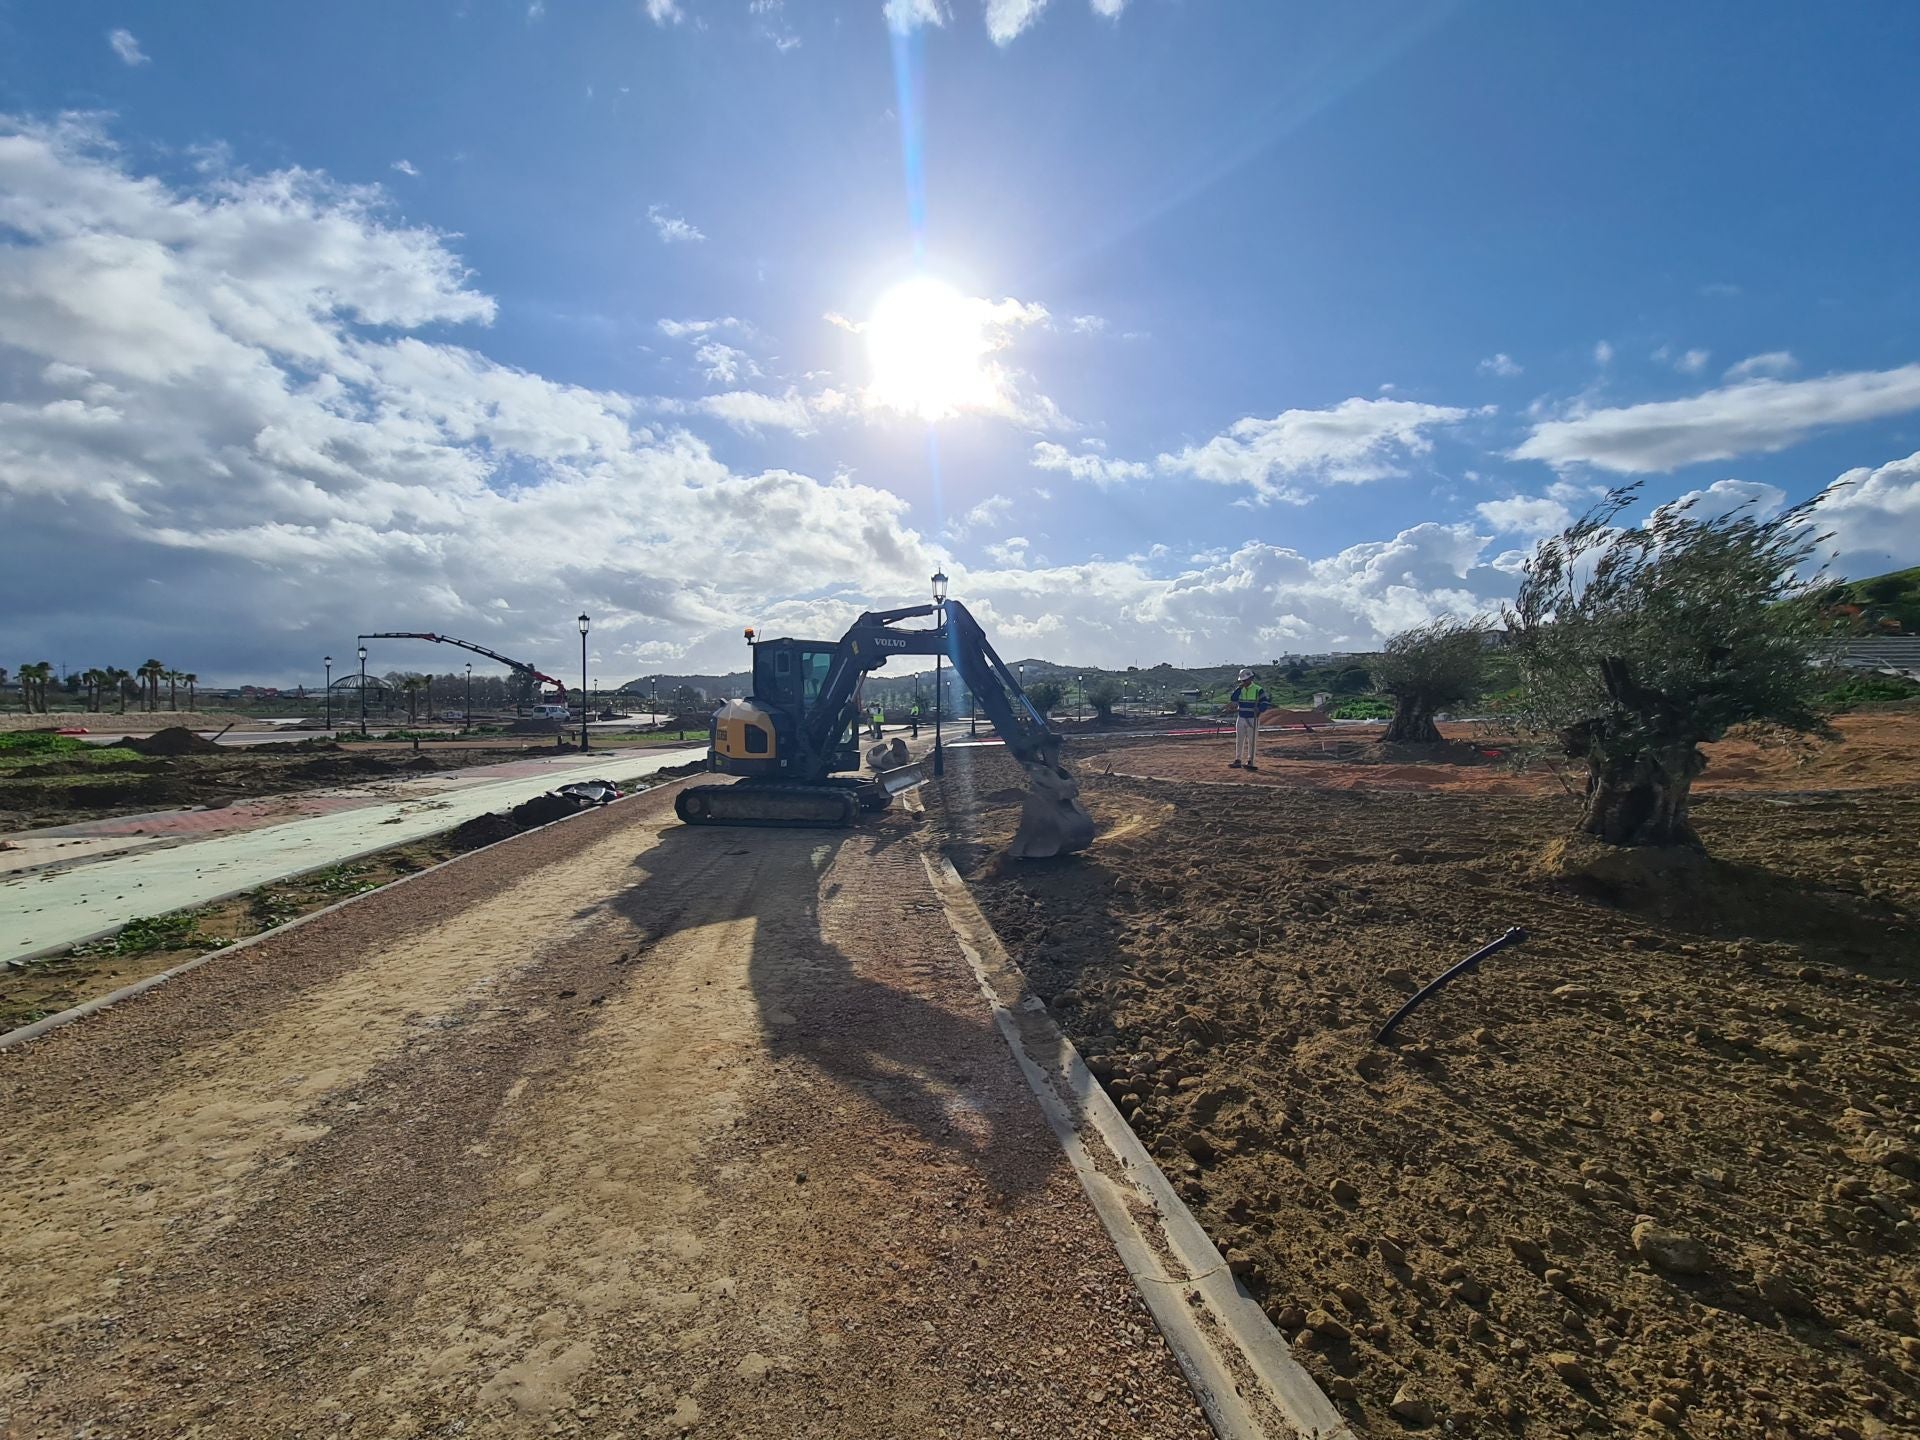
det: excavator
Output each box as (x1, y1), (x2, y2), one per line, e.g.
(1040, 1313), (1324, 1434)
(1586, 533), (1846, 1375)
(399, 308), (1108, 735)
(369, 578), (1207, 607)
(674, 599), (1095, 858)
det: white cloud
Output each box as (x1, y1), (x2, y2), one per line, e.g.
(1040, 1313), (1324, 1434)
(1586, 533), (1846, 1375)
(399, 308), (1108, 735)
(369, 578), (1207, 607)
(527, 1), (546, 18)
(1593, 340), (1614, 366)
(647, 204), (704, 244)
(1069, 314), (1108, 335)
(1031, 440), (1150, 486)
(1478, 353), (1522, 378)
(1513, 364), (1920, 474)
(985, 535), (1031, 566)
(1725, 350), (1796, 382)
(658, 316), (741, 339)
(1476, 495), (1573, 538)
(986, 0), (1049, 44)
(391, 159), (419, 178)
(693, 340), (757, 386)
(950, 493), (1014, 538)
(1157, 397), (1469, 501)
(1091, 0), (1128, 14)
(1655, 477), (1788, 528)
(645, 0), (684, 23)
(108, 29), (148, 66)
(1676, 348), (1709, 374)
(1802, 451), (1920, 582)
(885, 0), (948, 32)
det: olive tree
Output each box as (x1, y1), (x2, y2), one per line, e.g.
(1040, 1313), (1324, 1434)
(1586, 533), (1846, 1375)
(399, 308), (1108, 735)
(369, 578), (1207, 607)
(1024, 680), (1064, 716)
(1506, 485), (1835, 850)
(1373, 617), (1489, 744)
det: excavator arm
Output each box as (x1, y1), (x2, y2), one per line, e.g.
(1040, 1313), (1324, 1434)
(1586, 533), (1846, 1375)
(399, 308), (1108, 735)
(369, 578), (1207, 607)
(796, 600), (1093, 857)
(356, 632), (568, 700)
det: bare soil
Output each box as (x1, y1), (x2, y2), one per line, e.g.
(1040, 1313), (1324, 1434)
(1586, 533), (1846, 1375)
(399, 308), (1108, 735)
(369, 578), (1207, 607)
(929, 727), (1920, 1438)
(1076, 710), (1920, 800)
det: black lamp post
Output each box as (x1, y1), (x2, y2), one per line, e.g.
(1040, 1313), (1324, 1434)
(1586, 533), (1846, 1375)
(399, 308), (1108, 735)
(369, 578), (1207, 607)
(357, 645), (367, 735)
(324, 655), (332, 732)
(931, 568), (947, 778)
(577, 612), (590, 751)
(1077, 674), (1084, 722)
(464, 662), (472, 733)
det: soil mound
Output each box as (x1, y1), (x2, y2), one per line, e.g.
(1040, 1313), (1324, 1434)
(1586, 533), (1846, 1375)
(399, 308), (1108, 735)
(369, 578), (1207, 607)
(448, 812), (519, 849)
(121, 727), (223, 756)
(507, 791), (589, 828)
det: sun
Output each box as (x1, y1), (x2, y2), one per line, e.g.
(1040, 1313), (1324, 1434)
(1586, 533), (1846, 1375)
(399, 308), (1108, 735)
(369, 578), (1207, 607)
(864, 276), (1000, 421)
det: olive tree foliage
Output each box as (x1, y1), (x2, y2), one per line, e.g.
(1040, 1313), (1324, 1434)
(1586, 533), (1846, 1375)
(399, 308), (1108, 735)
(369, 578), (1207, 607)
(1024, 680), (1064, 716)
(1372, 617), (1490, 744)
(1084, 679), (1121, 720)
(1505, 484), (1837, 850)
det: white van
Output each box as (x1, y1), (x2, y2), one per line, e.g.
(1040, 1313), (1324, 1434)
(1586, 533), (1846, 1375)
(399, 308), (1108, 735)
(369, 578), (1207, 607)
(531, 703), (571, 720)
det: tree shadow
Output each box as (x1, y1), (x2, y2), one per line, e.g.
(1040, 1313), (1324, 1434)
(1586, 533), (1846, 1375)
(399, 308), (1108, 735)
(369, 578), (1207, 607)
(604, 819), (1058, 1199)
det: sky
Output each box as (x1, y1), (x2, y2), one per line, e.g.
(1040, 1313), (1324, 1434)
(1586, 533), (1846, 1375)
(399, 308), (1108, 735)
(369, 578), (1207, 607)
(2, 1), (1918, 687)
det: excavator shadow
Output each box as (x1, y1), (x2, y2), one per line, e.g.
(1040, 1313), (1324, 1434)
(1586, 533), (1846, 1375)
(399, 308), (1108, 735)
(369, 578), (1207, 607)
(606, 818), (1057, 1199)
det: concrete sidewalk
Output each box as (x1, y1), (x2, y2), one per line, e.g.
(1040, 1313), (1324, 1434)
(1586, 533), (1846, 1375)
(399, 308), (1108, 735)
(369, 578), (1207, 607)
(1, 746), (703, 960)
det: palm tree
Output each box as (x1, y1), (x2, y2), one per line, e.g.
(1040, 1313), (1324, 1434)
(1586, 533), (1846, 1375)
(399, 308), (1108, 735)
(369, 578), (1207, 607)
(138, 659), (165, 712)
(25, 662), (55, 714)
(0, 665), (9, 710)
(183, 673), (198, 711)
(401, 674), (427, 724)
(107, 666), (133, 714)
(80, 668), (104, 712)
(165, 669), (181, 711)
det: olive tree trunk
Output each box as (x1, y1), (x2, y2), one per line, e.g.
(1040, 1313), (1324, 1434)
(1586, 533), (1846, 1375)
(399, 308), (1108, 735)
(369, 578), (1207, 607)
(1576, 740), (1706, 848)
(1382, 694), (1443, 745)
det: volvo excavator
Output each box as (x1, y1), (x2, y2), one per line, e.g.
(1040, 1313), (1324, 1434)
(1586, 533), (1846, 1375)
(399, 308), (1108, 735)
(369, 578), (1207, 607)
(674, 599), (1095, 858)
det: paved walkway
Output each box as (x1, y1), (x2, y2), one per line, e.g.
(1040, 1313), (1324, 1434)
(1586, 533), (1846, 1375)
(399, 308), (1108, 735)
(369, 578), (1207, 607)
(0, 789), (1210, 1439)
(1, 747), (703, 960)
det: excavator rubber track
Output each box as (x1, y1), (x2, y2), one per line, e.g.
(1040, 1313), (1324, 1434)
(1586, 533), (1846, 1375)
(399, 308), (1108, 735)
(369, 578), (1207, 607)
(674, 779), (886, 829)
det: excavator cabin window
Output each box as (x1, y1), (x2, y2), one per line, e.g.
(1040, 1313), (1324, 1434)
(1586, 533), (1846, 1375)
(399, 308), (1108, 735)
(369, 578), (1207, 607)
(756, 642), (835, 711)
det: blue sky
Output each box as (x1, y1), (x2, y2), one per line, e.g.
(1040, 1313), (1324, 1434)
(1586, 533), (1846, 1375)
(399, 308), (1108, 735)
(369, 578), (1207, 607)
(2, 1), (1918, 683)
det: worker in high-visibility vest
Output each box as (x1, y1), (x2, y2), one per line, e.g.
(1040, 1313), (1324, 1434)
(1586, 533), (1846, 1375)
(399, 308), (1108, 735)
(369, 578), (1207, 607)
(869, 705), (884, 739)
(1225, 669), (1271, 770)
(909, 701), (921, 739)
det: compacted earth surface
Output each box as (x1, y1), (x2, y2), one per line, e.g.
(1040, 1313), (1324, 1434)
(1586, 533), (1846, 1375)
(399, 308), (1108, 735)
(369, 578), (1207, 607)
(930, 719), (1920, 1438)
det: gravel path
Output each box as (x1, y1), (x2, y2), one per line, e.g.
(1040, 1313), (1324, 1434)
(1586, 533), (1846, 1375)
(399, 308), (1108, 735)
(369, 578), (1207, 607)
(0, 785), (1212, 1439)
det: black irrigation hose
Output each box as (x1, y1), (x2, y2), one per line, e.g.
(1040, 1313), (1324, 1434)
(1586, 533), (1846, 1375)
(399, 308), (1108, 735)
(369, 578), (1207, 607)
(1374, 926), (1529, 1046)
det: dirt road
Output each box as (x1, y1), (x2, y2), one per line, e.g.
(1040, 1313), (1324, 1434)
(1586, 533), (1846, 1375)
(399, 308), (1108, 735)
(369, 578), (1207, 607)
(0, 787), (1210, 1439)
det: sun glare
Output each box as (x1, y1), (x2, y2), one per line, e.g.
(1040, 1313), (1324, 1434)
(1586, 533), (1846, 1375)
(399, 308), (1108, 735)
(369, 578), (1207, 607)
(864, 276), (1000, 421)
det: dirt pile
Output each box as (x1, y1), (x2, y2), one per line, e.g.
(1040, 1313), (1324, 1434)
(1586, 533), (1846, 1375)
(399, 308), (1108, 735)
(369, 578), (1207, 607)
(446, 811), (520, 849)
(119, 727), (224, 757)
(932, 743), (1920, 1437)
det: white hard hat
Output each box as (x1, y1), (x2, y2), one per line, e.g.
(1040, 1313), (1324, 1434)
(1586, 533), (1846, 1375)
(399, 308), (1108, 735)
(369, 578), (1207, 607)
(1237, 668), (1253, 681)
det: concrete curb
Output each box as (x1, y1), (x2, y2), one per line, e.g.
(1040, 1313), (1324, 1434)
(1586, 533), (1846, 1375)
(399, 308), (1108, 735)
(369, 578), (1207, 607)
(908, 812), (1353, 1438)
(0, 776), (694, 1054)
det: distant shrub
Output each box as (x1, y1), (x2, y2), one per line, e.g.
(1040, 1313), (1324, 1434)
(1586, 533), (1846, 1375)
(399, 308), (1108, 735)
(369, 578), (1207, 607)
(1025, 680), (1064, 715)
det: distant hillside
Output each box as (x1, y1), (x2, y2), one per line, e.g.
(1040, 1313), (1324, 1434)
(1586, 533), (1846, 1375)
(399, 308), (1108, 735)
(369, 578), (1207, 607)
(1821, 566), (1920, 635)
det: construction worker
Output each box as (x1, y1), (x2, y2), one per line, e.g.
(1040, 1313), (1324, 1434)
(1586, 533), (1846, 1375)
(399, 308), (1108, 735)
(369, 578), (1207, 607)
(869, 704), (884, 739)
(1226, 668), (1271, 770)
(909, 700), (921, 739)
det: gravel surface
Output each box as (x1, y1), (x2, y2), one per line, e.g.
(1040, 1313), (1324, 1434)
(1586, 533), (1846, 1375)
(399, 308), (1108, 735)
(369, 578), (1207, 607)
(0, 785), (1210, 1438)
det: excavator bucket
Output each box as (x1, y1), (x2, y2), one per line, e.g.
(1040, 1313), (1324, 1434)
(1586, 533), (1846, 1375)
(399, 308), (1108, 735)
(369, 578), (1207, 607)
(866, 737), (926, 795)
(1008, 760), (1096, 859)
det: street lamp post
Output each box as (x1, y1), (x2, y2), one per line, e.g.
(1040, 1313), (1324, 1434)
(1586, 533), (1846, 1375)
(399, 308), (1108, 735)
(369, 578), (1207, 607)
(464, 662), (472, 733)
(577, 613), (591, 752)
(931, 569), (947, 778)
(1077, 674), (1084, 722)
(357, 645), (367, 736)
(324, 656), (332, 732)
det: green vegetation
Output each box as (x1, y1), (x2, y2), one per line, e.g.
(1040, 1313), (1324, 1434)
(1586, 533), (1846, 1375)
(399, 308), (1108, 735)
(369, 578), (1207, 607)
(1024, 680), (1064, 715)
(1084, 679), (1120, 720)
(1817, 670), (1920, 709)
(0, 732), (141, 772)
(75, 909), (225, 958)
(1813, 565), (1920, 635)
(1328, 697), (1392, 720)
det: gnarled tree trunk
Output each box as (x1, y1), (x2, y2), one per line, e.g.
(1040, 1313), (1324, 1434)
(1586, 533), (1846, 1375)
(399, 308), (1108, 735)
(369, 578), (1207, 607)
(1573, 738), (1706, 848)
(1382, 693), (1442, 745)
